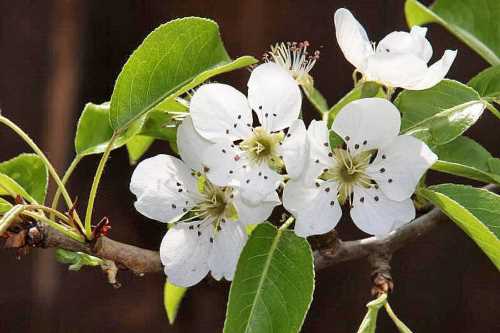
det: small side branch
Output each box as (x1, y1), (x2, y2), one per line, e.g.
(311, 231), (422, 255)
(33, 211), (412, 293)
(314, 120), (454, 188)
(313, 207), (446, 270)
(39, 224), (162, 274)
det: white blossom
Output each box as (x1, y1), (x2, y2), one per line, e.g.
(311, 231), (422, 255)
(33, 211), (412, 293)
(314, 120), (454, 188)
(334, 8), (457, 90)
(283, 97), (437, 237)
(189, 62), (305, 204)
(130, 118), (279, 287)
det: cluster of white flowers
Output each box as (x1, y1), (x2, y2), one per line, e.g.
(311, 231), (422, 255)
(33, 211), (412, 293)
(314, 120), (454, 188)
(130, 8), (451, 287)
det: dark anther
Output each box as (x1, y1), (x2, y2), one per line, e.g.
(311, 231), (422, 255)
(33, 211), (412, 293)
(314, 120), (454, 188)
(374, 196), (379, 201)
(363, 140), (367, 145)
(330, 201), (335, 206)
(265, 113), (269, 117)
(229, 170), (233, 174)
(226, 129), (230, 134)
(210, 237), (214, 243)
(345, 136), (350, 141)
(315, 159), (320, 163)
(380, 168), (385, 173)
(189, 225), (194, 230)
(382, 154), (386, 159)
(246, 179), (250, 184)
(354, 144), (360, 149)
(178, 189), (183, 193)
(222, 149), (226, 153)
(197, 231), (202, 236)
(237, 115), (242, 119)
(388, 179), (393, 183)
(360, 197), (365, 203)
(325, 187), (330, 192)
(323, 142), (328, 147)
(264, 176), (268, 180)
(171, 204), (177, 209)
(328, 152), (333, 157)
(258, 105), (263, 110)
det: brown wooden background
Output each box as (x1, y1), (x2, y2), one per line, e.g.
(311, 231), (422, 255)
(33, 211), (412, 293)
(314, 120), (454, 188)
(0, 0), (498, 332)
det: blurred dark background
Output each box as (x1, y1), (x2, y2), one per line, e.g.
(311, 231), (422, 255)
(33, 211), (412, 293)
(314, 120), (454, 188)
(0, 0), (498, 332)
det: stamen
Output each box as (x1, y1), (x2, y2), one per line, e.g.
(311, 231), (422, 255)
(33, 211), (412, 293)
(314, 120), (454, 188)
(264, 41), (320, 84)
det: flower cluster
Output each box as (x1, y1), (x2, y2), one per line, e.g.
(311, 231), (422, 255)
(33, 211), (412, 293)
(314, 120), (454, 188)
(130, 8), (450, 287)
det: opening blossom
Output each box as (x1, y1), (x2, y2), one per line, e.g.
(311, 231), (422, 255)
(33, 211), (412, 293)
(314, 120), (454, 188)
(130, 118), (280, 287)
(263, 41), (320, 86)
(334, 8), (457, 90)
(189, 62), (306, 204)
(283, 98), (437, 237)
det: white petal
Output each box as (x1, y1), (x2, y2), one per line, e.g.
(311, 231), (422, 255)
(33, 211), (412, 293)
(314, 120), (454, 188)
(284, 180), (342, 237)
(237, 163), (282, 204)
(332, 98), (400, 153)
(376, 28), (432, 63)
(130, 155), (200, 223)
(279, 119), (308, 179)
(402, 50), (457, 90)
(190, 83), (253, 142)
(209, 221), (248, 281)
(301, 120), (335, 185)
(334, 8), (374, 71)
(202, 142), (245, 187)
(160, 221), (213, 287)
(177, 117), (213, 172)
(247, 63), (302, 132)
(233, 191), (280, 225)
(367, 135), (437, 201)
(350, 186), (415, 235)
(364, 52), (428, 88)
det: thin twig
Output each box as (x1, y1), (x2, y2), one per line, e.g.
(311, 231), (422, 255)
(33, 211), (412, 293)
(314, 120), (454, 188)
(3, 184), (498, 281)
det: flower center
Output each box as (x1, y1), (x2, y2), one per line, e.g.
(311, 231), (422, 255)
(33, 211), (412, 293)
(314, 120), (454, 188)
(240, 127), (284, 170)
(321, 148), (374, 204)
(198, 181), (238, 222)
(178, 177), (238, 231)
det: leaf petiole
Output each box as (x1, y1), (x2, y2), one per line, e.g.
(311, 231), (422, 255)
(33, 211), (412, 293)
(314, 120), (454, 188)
(0, 116), (81, 225)
(84, 133), (118, 238)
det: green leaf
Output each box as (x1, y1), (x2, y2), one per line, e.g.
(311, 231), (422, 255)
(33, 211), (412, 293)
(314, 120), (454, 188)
(164, 281), (187, 325)
(55, 248), (103, 271)
(328, 82), (384, 126)
(224, 223), (314, 333)
(126, 135), (155, 165)
(468, 66), (500, 99)
(109, 16), (256, 131)
(405, 0), (500, 65)
(0, 174), (36, 203)
(395, 80), (484, 146)
(0, 197), (12, 214)
(303, 83), (329, 113)
(432, 136), (500, 184)
(488, 158), (500, 175)
(421, 184), (500, 268)
(75, 102), (142, 156)
(0, 154), (48, 203)
(356, 293), (387, 333)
